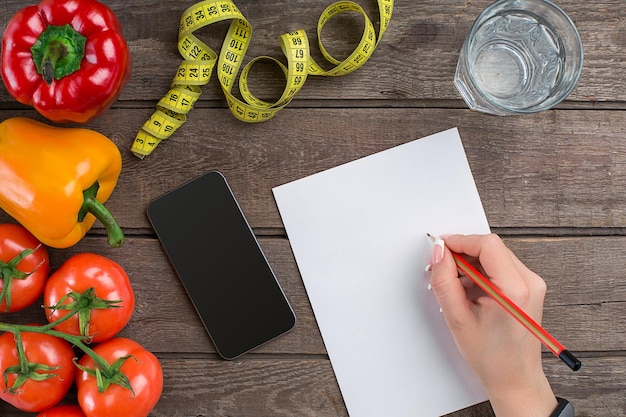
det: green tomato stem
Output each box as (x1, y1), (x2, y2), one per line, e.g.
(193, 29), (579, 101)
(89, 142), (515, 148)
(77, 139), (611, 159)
(14, 332), (27, 375)
(0, 322), (114, 378)
(0, 245), (45, 312)
(43, 287), (123, 339)
(0, 288), (131, 390)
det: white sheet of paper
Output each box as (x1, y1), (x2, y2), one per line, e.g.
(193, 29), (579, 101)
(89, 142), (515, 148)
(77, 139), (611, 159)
(273, 128), (490, 417)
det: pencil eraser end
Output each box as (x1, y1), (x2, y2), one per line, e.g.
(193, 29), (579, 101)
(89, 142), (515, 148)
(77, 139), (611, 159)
(559, 350), (582, 371)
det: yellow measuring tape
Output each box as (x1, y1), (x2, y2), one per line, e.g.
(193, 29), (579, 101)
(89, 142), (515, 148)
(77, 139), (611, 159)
(131, 0), (394, 159)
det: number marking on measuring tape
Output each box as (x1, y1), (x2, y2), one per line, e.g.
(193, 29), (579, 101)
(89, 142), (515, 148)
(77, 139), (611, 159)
(132, 0), (394, 158)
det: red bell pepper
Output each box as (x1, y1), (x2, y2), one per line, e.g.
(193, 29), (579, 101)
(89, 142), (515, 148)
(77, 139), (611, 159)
(1, 0), (132, 124)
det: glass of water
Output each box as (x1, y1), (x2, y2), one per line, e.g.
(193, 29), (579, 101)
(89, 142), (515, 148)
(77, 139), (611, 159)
(454, 0), (583, 115)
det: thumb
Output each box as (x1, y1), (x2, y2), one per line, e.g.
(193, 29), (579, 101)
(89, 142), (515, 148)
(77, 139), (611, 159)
(429, 245), (473, 326)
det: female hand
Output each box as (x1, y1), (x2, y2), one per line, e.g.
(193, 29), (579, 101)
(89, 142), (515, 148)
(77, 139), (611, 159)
(428, 233), (557, 417)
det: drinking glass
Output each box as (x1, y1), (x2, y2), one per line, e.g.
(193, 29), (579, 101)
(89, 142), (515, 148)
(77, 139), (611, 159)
(454, 0), (583, 115)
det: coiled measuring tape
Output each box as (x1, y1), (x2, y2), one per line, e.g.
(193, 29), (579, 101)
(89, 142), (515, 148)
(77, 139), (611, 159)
(131, 0), (394, 159)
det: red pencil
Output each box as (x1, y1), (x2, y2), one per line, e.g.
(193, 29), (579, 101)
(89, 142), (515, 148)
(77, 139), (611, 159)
(427, 234), (581, 371)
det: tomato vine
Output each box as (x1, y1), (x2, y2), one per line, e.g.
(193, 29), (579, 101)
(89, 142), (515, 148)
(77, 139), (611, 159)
(0, 288), (134, 395)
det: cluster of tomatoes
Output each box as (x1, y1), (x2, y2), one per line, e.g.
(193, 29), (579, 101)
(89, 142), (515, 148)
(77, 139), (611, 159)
(0, 224), (163, 417)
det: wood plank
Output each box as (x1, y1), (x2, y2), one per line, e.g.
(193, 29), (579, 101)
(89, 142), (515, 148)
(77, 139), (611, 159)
(0, 1), (621, 416)
(0, 356), (620, 417)
(2, 107), (624, 230)
(0, 236), (325, 355)
(545, 356), (626, 417)
(0, 1), (623, 103)
(1, 236), (624, 355)
(153, 357), (349, 417)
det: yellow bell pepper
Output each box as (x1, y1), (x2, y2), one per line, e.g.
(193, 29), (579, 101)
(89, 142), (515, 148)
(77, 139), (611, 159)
(0, 117), (124, 248)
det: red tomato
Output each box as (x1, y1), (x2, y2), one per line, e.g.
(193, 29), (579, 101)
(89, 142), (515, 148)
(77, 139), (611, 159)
(76, 338), (163, 417)
(43, 253), (135, 343)
(0, 329), (75, 412)
(0, 223), (50, 312)
(37, 404), (87, 417)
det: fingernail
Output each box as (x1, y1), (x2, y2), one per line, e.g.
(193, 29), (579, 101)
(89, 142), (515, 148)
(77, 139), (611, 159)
(431, 236), (445, 265)
(439, 307), (443, 313)
(425, 263), (432, 272)
(427, 283), (432, 291)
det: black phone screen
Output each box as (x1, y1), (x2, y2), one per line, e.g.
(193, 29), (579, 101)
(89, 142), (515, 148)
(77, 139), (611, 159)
(146, 171), (296, 359)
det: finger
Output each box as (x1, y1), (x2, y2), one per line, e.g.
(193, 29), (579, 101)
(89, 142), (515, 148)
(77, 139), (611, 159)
(443, 234), (532, 293)
(429, 245), (474, 328)
(444, 234), (546, 318)
(444, 234), (515, 267)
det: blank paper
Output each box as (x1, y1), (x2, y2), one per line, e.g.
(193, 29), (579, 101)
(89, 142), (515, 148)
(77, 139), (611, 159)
(273, 128), (490, 417)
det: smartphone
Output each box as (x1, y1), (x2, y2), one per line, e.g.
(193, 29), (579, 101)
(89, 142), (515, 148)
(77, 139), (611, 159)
(146, 170), (296, 359)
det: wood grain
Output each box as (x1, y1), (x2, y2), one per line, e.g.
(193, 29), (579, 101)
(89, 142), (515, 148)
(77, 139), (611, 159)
(0, 1), (624, 103)
(0, 0), (623, 416)
(1, 107), (625, 231)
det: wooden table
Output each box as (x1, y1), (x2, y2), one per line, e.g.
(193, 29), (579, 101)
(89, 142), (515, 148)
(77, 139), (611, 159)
(0, 0), (624, 416)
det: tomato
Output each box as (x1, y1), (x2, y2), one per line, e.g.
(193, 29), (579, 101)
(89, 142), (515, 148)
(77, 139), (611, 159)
(0, 223), (50, 312)
(0, 329), (75, 412)
(76, 338), (163, 417)
(37, 404), (87, 417)
(43, 253), (135, 343)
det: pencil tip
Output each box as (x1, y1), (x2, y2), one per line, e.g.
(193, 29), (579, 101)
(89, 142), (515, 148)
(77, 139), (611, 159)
(426, 232), (432, 237)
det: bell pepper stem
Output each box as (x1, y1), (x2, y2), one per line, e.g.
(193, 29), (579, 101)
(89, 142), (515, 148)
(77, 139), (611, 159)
(30, 24), (86, 85)
(42, 41), (66, 85)
(80, 182), (125, 248)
